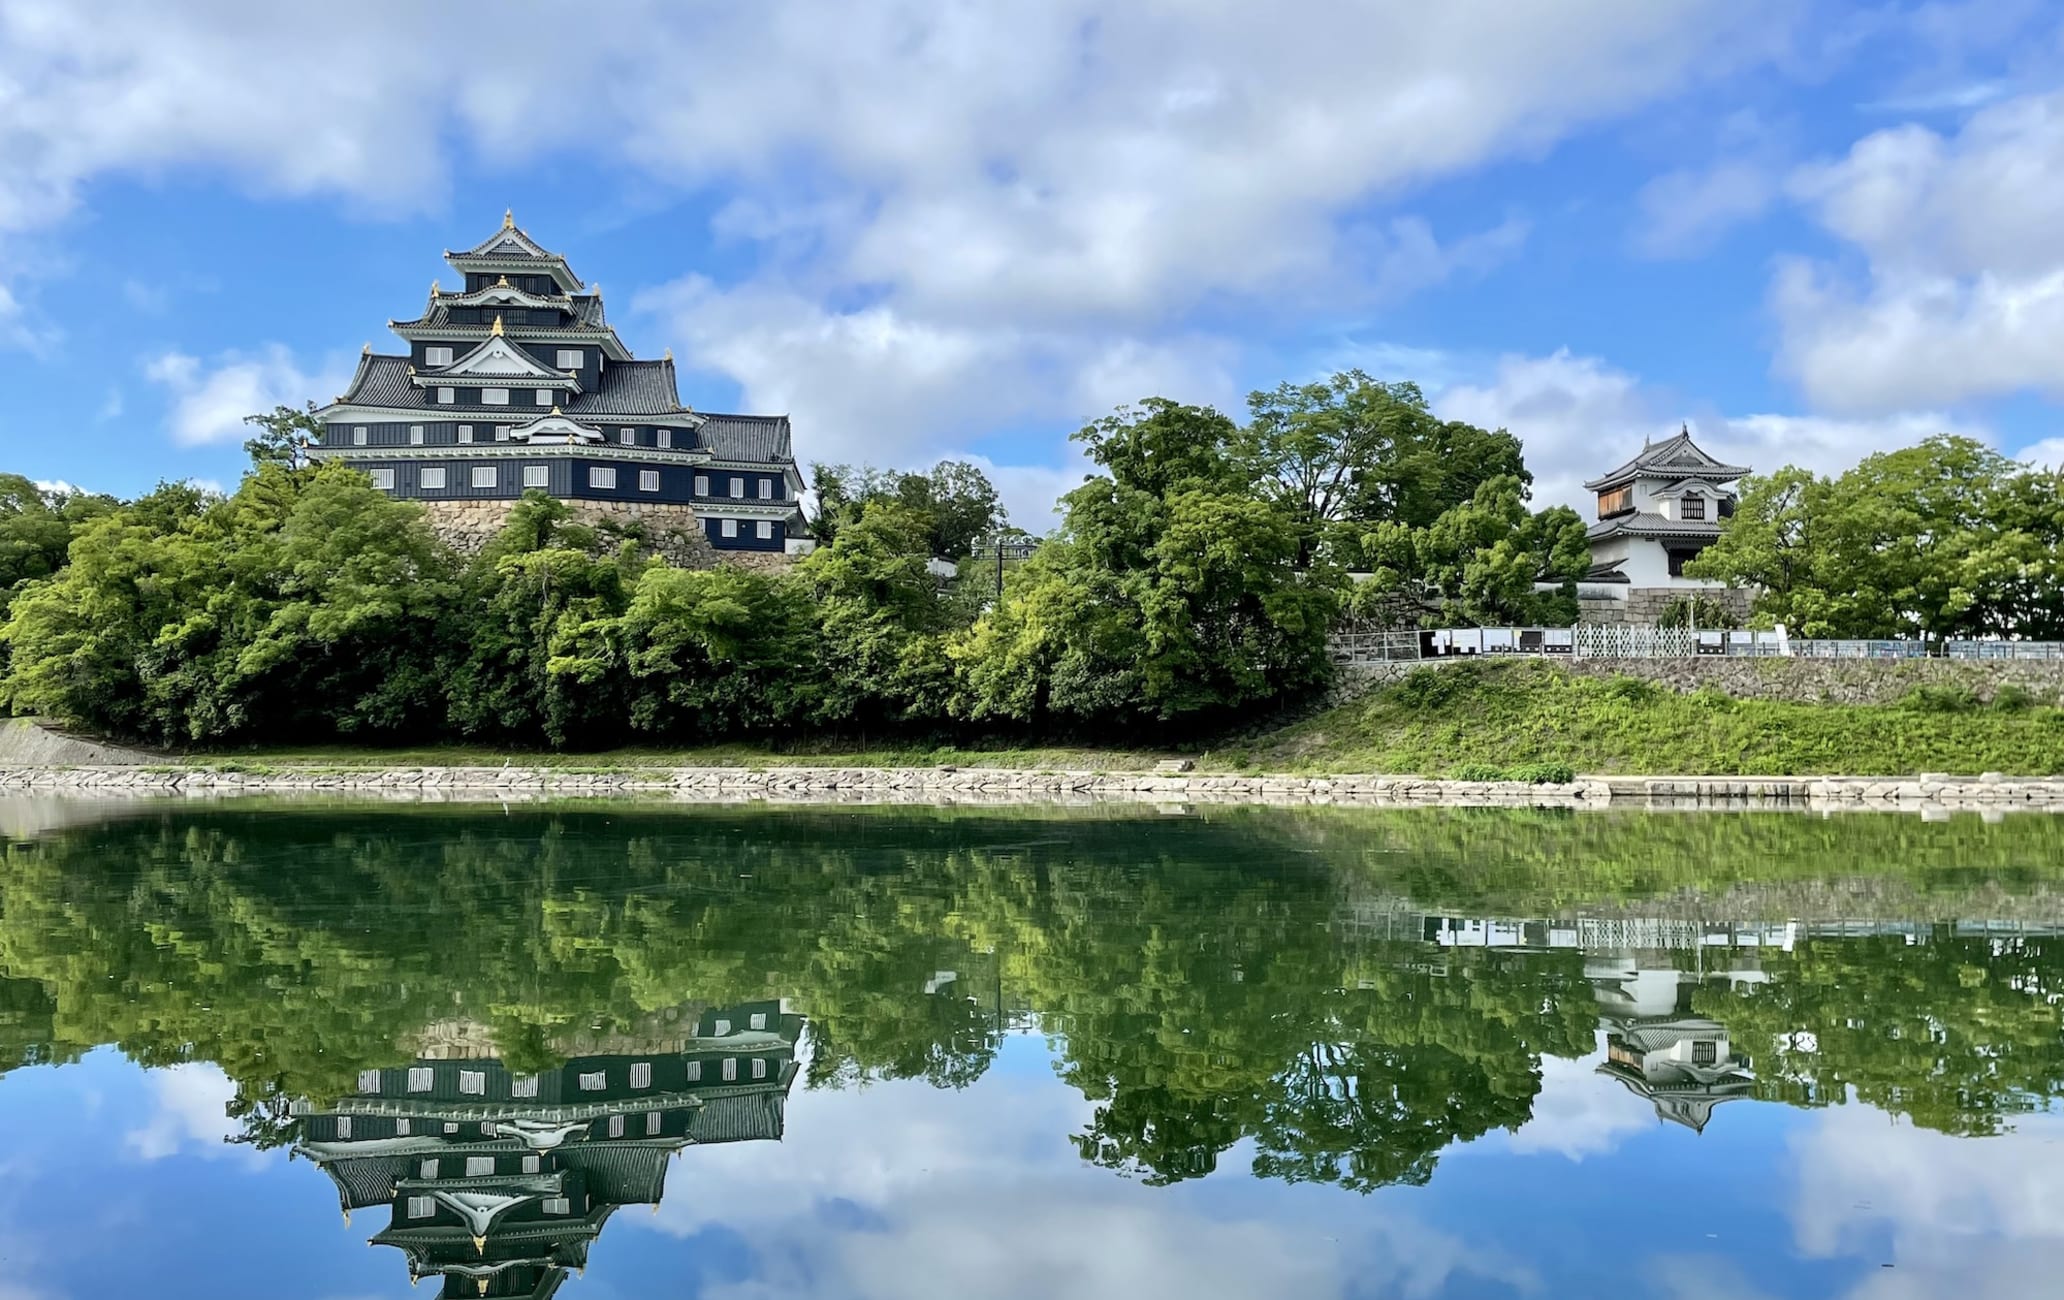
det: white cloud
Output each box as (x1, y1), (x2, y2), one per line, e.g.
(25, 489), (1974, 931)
(141, 344), (350, 446)
(1788, 1106), (2064, 1298)
(123, 1062), (259, 1165)
(1634, 160), (1778, 257)
(2019, 437), (2064, 468)
(1431, 347), (1987, 513)
(1504, 1039), (1656, 1159)
(1775, 88), (2064, 411)
(637, 1066), (1539, 1300)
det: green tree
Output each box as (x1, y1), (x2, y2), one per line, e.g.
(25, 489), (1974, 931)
(242, 401), (323, 472)
(1353, 476), (1588, 627)
(1244, 372), (1527, 566)
(1691, 436), (2064, 640)
(810, 460), (1005, 559)
(797, 500), (961, 728)
(955, 401), (1339, 728)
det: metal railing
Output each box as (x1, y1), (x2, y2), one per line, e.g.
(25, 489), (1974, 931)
(1330, 624), (2064, 666)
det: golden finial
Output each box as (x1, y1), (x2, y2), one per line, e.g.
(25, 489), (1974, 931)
(663, 348), (673, 362)
(473, 1235), (486, 1254)
(362, 341), (371, 355)
(407, 364), (416, 374)
(491, 315), (504, 336)
(342, 1208), (351, 1225)
(477, 1280), (489, 1296)
(550, 404), (562, 416)
(430, 279), (440, 297)
(503, 209), (514, 229)
(497, 274), (509, 287)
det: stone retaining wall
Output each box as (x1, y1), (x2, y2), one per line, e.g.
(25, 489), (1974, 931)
(4, 763), (2061, 812)
(418, 498), (792, 571)
(1563, 654), (2064, 707)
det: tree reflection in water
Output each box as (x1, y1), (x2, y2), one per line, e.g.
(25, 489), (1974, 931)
(1, 801), (2061, 1286)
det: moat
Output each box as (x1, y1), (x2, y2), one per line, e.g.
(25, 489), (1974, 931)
(0, 799), (2060, 1296)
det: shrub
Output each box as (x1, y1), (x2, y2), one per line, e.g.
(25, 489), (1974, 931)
(1449, 761), (1508, 781)
(1990, 684), (2038, 713)
(1605, 676), (1661, 705)
(1902, 684), (1980, 714)
(1508, 760), (1578, 784)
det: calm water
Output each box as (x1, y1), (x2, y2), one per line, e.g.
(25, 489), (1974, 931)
(2, 799), (2063, 1297)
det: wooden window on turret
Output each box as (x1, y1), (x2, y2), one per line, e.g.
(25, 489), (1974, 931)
(409, 425), (424, 445)
(421, 467), (446, 489)
(1597, 486), (1632, 517)
(370, 468), (395, 490)
(484, 387), (509, 406)
(639, 470), (659, 492)
(437, 387), (454, 404)
(620, 429), (635, 446)
(557, 349), (583, 369)
(589, 467), (617, 489)
(407, 1196), (434, 1220)
(1681, 494), (1706, 521)
(458, 425), (473, 443)
(545, 1197), (571, 1217)
(657, 429), (672, 448)
(694, 474), (709, 495)
(352, 426), (367, 445)
(425, 346), (453, 367)
(535, 389), (552, 406)
(523, 465), (548, 489)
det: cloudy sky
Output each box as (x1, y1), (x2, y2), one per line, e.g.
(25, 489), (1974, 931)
(4, 0), (2064, 524)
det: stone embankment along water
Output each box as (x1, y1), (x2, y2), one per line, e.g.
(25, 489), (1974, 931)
(3, 763), (2062, 812)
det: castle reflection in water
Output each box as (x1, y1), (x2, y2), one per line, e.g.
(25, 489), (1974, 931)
(291, 1000), (802, 1298)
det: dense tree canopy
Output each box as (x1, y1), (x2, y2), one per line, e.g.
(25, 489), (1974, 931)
(1242, 372), (1528, 566)
(811, 459), (1004, 559)
(1351, 475), (1588, 627)
(1690, 435), (2064, 639)
(953, 400), (1340, 727)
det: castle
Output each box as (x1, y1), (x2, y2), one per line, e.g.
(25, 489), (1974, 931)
(1577, 427), (1753, 624)
(311, 214), (807, 564)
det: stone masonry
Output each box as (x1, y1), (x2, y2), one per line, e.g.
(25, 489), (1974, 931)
(1579, 586), (1756, 627)
(1562, 654), (2064, 707)
(417, 498), (789, 571)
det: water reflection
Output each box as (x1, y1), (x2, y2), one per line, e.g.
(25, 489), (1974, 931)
(0, 802), (2060, 1294)
(294, 1002), (799, 1295)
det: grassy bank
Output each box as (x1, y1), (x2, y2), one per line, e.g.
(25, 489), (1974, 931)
(153, 660), (2064, 777)
(1250, 660), (2064, 776)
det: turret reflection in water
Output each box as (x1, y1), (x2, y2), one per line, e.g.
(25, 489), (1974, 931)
(290, 1001), (802, 1297)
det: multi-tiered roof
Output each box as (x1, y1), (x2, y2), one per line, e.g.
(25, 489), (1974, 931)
(293, 1001), (802, 1297)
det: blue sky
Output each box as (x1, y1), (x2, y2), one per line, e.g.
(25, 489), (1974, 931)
(3, 1), (2063, 526)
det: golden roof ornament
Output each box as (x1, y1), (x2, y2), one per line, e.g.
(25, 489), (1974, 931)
(502, 209), (514, 229)
(430, 279), (440, 296)
(362, 341), (371, 355)
(497, 274), (509, 287)
(491, 314), (504, 336)
(663, 347), (673, 361)
(550, 404), (562, 416)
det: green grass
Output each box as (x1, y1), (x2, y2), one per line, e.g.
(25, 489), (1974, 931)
(1253, 660), (2064, 776)
(175, 660), (2064, 777)
(193, 740), (1173, 773)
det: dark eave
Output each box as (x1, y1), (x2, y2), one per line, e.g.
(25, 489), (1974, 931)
(1584, 430), (1750, 492)
(1587, 513), (1723, 542)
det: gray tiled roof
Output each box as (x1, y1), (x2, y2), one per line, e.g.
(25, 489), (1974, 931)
(335, 356), (797, 465)
(555, 1145), (672, 1205)
(564, 361), (684, 415)
(1586, 512), (1723, 542)
(697, 413), (793, 463)
(1584, 431), (1749, 491)
(573, 295), (606, 327)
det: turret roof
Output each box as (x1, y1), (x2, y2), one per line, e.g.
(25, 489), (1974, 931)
(446, 212), (582, 290)
(1584, 429), (1749, 492)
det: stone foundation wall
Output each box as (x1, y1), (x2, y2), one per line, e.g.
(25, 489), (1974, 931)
(1563, 654), (2064, 707)
(419, 498), (792, 572)
(1580, 587), (1755, 627)
(4, 763), (2063, 811)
